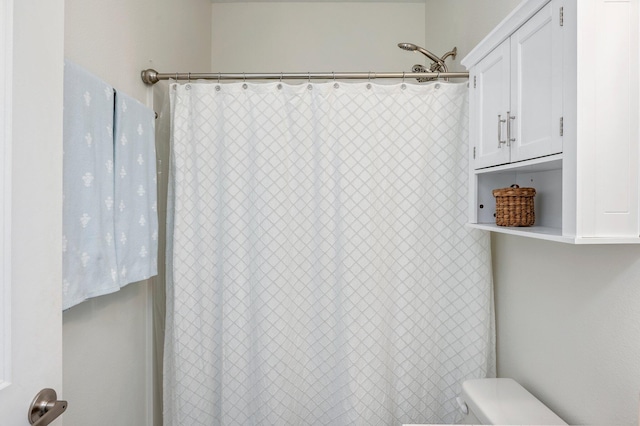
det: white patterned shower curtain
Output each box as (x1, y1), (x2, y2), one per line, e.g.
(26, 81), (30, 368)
(165, 81), (494, 425)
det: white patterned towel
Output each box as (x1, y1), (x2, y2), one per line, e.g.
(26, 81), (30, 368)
(62, 60), (119, 309)
(114, 91), (158, 287)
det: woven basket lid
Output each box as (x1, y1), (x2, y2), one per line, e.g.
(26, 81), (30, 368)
(492, 184), (536, 197)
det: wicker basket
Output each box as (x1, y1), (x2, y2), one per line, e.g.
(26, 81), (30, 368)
(492, 184), (536, 227)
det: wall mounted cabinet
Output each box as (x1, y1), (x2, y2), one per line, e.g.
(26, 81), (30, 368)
(472, 1), (563, 169)
(462, 0), (640, 244)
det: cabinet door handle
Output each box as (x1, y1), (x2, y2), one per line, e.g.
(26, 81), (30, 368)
(507, 112), (516, 146)
(498, 114), (507, 148)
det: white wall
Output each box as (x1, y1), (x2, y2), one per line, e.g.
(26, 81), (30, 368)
(494, 235), (640, 425)
(424, 0), (522, 72)
(212, 2), (426, 72)
(63, 1), (211, 425)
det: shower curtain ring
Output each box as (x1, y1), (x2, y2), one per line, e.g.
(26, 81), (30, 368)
(308, 72), (311, 83)
(175, 72), (178, 82)
(188, 73), (191, 83)
(332, 72), (336, 81)
(402, 72), (405, 83)
(218, 72), (221, 83)
(243, 72), (246, 82)
(280, 72), (283, 82)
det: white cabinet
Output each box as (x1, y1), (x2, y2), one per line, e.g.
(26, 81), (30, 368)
(472, 1), (562, 169)
(462, 0), (640, 243)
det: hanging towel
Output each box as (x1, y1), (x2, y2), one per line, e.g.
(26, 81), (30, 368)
(62, 60), (119, 310)
(114, 91), (158, 287)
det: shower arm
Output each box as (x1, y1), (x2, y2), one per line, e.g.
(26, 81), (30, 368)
(440, 47), (458, 64)
(416, 48), (447, 70)
(432, 47), (458, 72)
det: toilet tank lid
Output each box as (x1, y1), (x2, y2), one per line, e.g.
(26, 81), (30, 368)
(461, 378), (567, 425)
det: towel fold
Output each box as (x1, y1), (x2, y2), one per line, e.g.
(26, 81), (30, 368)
(114, 91), (158, 287)
(62, 60), (119, 309)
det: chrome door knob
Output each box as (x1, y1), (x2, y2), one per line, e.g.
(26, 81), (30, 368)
(28, 388), (67, 426)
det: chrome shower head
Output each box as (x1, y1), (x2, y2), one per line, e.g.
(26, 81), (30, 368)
(398, 42), (419, 52)
(397, 42), (444, 67)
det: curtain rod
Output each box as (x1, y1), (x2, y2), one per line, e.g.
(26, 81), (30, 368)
(140, 69), (469, 85)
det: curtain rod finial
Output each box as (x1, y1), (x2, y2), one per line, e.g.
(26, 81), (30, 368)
(141, 69), (159, 85)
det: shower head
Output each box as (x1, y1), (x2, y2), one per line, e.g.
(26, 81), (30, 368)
(397, 42), (418, 51)
(397, 42), (444, 67)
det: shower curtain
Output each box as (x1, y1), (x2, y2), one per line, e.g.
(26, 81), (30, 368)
(164, 80), (494, 425)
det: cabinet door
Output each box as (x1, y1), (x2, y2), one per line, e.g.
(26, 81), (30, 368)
(510, 1), (563, 163)
(471, 40), (511, 169)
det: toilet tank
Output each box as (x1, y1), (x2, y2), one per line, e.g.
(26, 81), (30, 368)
(458, 378), (567, 425)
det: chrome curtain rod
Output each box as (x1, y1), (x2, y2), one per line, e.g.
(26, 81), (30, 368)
(140, 69), (469, 85)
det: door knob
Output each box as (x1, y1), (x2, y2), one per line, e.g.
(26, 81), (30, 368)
(28, 388), (67, 426)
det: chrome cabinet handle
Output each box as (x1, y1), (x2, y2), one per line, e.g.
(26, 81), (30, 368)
(28, 389), (67, 426)
(507, 112), (516, 146)
(498, 114), (507, 148)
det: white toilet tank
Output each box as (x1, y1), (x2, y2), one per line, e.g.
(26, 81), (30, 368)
(457, 378), (567, 425)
